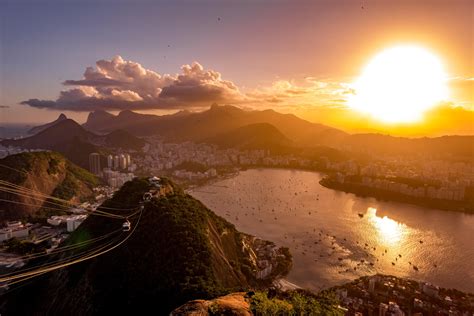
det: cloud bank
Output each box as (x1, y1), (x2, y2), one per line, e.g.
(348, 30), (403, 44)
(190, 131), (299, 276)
(22, 56), (242, 111)
(20, 55), (472, 122)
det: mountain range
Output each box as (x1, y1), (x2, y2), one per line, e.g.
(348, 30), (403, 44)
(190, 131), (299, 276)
(1, 119), (146, 169)
(4, 105), (473, 163)
(81, 104), (473, 157)
(83, 104), (347, 146)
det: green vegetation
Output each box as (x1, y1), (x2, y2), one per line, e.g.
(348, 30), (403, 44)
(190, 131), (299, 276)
(0, 151), (99, 222)
(49, 160), (100, 202)
(4, 238), (48, 256)
(0, 151), (42, 183)
(250, 290), (343, 315)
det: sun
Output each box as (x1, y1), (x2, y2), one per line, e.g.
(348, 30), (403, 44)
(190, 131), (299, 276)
(348, 45), (449, 123)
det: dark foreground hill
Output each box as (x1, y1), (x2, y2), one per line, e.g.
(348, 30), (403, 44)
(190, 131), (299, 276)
(1, 178), (292, 315)
(0, 152), (98, 222)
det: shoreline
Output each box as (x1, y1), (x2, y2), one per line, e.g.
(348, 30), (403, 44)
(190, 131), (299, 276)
(186, 166), (473, 215)
(319, 177), (473, 214)
(187, 167), (474, 298)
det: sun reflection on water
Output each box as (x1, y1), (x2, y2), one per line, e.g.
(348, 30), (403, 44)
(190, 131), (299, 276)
(367, 207), (407, 245)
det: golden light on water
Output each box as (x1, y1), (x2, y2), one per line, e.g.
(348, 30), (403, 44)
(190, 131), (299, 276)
(348, 45), (449, 123)
(367, 207), (406, 245)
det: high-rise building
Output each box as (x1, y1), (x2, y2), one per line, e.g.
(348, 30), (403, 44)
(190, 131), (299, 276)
(113, 155), (120, 170)
(107, 155), (113, 169)
(89, 153), (101, 175)
(119, 154), (127, 169)
(125, 153), (131, 166)
(369, 278), (376, 293)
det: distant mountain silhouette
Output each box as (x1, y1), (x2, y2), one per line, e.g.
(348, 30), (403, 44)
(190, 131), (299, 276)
(8, 119), (96, 148)
(104, 129), (146, 151)
(82, 104), (346, 146)
(83, 109), (159, 133)
(82, 104), (473, 157)
(27, 113), (68, 135)
(2, 119), (146, 168)
(206, 123), (293, 151)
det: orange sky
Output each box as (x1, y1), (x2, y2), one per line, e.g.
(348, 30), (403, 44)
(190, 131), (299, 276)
(1, 0), (472, 137)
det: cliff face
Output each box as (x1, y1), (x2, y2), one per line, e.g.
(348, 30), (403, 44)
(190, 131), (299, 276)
(1, 178), (292, 315)
(0, 152), (98, 221)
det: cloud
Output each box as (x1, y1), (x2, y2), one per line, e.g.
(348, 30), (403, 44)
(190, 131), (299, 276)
(447, 77), (474, 110)
(159, 62), (241, 103)
(0, 105), (10, 109)
(22, 56), (242, 111)
(245, 78), (354, 110)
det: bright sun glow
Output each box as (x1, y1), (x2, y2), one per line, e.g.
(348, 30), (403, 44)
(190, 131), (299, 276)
(348, 46), (449, 123)
(367, 207), (406, 245)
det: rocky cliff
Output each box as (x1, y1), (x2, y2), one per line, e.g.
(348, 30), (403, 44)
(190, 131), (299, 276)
(0, 151), (98, 222)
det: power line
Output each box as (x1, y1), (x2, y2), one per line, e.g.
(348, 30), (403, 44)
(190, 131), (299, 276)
(0, 204), (144, 283)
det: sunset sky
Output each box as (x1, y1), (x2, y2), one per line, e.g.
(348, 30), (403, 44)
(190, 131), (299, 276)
(0, 0), (472, 136)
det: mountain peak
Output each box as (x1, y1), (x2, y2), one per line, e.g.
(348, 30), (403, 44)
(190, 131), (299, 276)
(27, 113), (69, 135)
(117, 109), (138, 117)
(87, 110), (114, 120)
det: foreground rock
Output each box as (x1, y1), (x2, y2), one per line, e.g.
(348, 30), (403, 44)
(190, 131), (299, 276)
(171, 292), (252, 316)
(172, 290), (343, 315)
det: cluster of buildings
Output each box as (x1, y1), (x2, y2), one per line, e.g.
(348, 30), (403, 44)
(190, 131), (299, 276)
(334, 274), (473, 315)
(139, 138), (264, 171)
(0, 188), (115, 270)
(136, 138), (314, 181)
(106, 153), (133, 171)
(47, 214), (88, 232)
(89, 152), (136, 175)
(102, 169), (135, 188)
(324, 157), (472, 202)
(242, 237), (291, 281)
(0, 145), (46, 159)
(1, 212), (90, 245)
(0, 221), (31, 242)
(172, 168), (217, 181)
(89, 152), (136, 188)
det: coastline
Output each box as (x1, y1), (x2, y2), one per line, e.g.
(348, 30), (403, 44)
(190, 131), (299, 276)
(185, 166), (474, 215)
(187, 167), (474, 305)
(319, 177), (473, 214)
